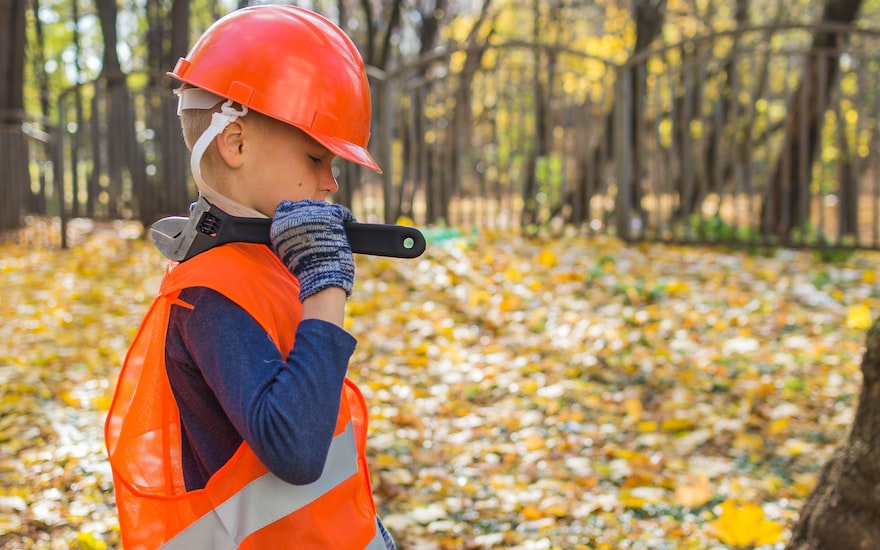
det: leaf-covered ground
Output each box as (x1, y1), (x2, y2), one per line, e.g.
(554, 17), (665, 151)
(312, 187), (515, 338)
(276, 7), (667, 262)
(1, 220), (878, 549)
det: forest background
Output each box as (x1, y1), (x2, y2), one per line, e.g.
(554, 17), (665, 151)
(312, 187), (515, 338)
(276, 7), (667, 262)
(4, 0), (880, 548)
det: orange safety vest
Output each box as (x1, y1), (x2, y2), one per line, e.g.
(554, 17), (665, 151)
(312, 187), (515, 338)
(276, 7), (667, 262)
(105, 243), (384, 549)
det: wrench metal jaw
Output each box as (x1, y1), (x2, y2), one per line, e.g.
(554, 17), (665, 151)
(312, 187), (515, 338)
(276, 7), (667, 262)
(149, 198), (264, 261)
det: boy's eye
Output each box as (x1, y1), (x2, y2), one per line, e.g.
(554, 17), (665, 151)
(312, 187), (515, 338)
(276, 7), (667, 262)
(308, 155), (322, 164)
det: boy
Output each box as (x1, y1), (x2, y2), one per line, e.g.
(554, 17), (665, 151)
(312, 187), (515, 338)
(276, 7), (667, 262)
(104, 5), (394, 548)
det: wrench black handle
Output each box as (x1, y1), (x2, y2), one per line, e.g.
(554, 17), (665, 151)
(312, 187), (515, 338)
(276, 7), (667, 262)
(346, 223), (426, 258)
(209, 219), (426, 259)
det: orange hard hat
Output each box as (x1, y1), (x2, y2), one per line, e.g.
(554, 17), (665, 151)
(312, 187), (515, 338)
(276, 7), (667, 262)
(168, 4), (380, 173)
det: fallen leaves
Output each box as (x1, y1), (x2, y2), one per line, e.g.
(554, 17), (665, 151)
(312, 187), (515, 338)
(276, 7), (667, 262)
(1, 222), (159, 549)
(675, 475), (712, 508)
(349, 231), (874, 548)
(1, 222), (878, 548)
(710, 500), (784, 547)
(847, 303), (873, 329)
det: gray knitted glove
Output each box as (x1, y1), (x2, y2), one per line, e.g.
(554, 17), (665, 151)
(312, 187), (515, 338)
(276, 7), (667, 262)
(270, 199), (355, 301)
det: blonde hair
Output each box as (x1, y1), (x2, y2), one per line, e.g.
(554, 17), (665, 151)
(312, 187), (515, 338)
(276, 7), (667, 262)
(179, 107), (215, 152)
(174, 86), (223, 177)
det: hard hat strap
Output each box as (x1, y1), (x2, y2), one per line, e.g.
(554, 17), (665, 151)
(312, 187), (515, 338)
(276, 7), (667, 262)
(186, 100), (265, 218)
(190, 99), (248, 189)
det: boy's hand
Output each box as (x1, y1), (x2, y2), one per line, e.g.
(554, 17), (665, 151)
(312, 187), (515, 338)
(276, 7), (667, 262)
(270, 200), (355, 301)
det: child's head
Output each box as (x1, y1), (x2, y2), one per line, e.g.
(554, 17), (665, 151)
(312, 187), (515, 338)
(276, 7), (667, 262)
(169, 5), (380, 216)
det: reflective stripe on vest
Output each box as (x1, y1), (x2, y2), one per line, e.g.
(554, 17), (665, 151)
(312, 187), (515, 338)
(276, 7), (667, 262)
(161, 422), (382, 549)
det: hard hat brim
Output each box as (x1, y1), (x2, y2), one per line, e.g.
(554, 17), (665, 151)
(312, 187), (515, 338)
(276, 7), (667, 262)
(314, 133), (382, 174)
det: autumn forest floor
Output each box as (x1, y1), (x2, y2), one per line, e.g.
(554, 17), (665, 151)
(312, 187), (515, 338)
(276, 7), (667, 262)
(1, 220), (878, 549)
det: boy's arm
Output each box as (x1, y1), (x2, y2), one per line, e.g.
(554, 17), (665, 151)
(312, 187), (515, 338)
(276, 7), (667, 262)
(301, 287), (347, 327)
(168, 286), (355, 486)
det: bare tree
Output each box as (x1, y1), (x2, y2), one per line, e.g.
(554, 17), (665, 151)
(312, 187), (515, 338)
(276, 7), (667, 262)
(326, 0), (404, 213)
(85, 0), (146, 220)
(0, 0), (28, 233)
(333, 0), (459, 220)
(613, 0), (667, 238)
(393, 0), (493, 225)
(0, 0), (26, 125)
(671, 0), (750, 222)
(29, 0), (53, 215)
(143, 0), (192, 219)
(89, 0), (192, 224)
(761, 0), (863, 241)
(520, 0), (562, 230)
(355, 0), (404, 69)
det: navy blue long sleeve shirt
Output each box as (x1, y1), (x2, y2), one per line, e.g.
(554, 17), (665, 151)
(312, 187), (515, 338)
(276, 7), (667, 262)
(164, 286), (357, 491)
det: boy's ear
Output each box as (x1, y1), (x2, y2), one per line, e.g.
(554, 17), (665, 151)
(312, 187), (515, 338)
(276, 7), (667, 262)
(215, 119), (246, 168)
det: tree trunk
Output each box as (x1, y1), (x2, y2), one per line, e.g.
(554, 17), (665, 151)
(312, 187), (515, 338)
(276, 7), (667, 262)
(786, 318), (880, 549)
(28, 0), (53, 215)
(94, 0), (150, 221)
(447, 0), (492, 226)
(372, 0), (459, 223)
(151, 0), (192, 220)
(0, 0), (29, 233)
(0, 0), (25, 119)
(673, 0), (750, 223)
(761, 0), (863, 240)
(521, 0), (560, 231)
(614, 0), (666, 239)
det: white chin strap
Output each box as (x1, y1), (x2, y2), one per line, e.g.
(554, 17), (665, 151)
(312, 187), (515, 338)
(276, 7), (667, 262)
(189, 98), (248, 192)
(178, 88), (267, 218)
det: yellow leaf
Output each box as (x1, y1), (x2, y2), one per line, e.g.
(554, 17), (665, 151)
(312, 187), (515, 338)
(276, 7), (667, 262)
(91, 394), (113, 411)
(710, 500), (783, 546)
(637, 420), (658, 432)
(619, 491), (647, 509)
(732, 432), (764, 453)
(624, 397), (643, 422)
(522, 504), (543, 520)
(537, 247), (558, 267)
(674, 476), (712, 507)
(524, 434), (546, 452)
(59, 391), (80, 407)
(545, 504), (568, 518)
(791, 472), (818, 498)
(660, 417), (694, 432)
(780, 438), (809, 457)
(375, 453), (399, 468)
(503, 265), (524, 282)
(847, 304), (873, 329)
(665, 280), (689, 295)
(768, 417), (790, 435)
(499, 295), (521, 312)
(74, 531), (108, 550)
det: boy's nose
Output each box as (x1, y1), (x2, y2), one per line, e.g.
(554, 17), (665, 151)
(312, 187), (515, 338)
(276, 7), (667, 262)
(323, 175), (339, 194)
(323, 166), (339, 194)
